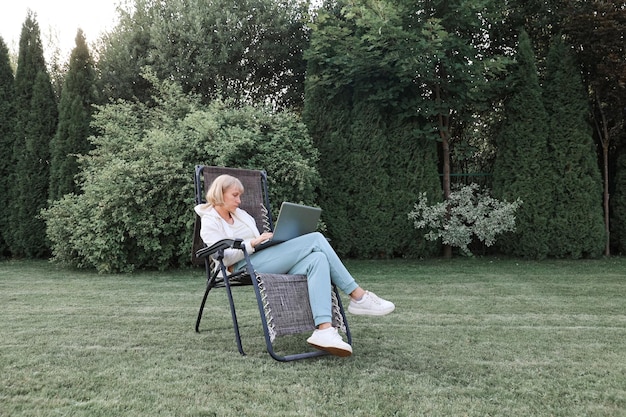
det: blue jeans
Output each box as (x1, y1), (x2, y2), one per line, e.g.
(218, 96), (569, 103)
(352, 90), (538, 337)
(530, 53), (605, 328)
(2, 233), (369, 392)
(235, 232), (359, 326)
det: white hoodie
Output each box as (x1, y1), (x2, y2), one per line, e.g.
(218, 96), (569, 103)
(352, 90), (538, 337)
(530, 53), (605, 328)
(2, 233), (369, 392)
(194, 204), (261, 267)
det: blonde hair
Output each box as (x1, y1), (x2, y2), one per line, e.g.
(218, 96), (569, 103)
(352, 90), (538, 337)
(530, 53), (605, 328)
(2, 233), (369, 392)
(205, 174), (244, 207)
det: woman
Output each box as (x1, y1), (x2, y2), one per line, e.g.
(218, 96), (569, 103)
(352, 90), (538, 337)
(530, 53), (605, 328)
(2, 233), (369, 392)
(194, 174), (395, 357)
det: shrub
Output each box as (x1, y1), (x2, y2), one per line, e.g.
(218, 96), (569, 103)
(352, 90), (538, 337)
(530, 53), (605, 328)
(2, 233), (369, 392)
(408, 184), (522, 256)
(42, 74), (319, 272)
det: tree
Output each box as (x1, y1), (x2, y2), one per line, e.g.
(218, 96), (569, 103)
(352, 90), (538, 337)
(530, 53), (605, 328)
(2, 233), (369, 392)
(493, 0), (568, 58)
(543, 36), (605, 258)
(96, 0), (309, 110)
(411, 0), (512, 258)
(303, 0), (514, 258)
(49, 30), (98, 201)
(0, 37), (15, 258)
(492, 30), (552, 258)
(564, 0), (626, 256)
(9, 12), (58, 257)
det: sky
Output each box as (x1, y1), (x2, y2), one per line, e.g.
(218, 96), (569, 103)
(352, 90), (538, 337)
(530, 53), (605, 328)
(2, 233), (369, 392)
(0, 0), (121, 61)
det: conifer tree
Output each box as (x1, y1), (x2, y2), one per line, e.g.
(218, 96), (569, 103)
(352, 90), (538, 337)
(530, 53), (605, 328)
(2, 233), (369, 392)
(543, 36), (604, 258)
(0, 37), (15, 257)
(492, 30), (552, 258)
(9, 12), (58, 257)
(49, 30), (97, 201)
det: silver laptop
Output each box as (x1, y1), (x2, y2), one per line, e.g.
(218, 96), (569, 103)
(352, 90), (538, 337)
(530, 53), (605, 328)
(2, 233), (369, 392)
(255, 202), (322, 251)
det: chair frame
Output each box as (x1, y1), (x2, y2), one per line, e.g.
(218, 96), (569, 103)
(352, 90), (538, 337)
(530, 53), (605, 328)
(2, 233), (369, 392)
(193, 165), (351, 361)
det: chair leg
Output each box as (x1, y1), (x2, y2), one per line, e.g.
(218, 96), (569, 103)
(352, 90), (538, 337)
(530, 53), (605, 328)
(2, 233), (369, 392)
(195, 267), (219, 333)
(223, 276), (246, 355)
(196, 271), (246, 355)
(195, 280), (213, 333)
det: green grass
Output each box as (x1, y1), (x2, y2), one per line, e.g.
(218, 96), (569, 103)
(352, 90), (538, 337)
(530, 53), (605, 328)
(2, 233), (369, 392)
(1, 258), (625, 416)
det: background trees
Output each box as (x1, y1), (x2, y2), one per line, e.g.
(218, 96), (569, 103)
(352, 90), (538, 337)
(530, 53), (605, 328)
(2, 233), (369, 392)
(1, 0), (625, 267)
(96, 0), (309, 110)
(303, 0), (443, 258)
(303, 0), (518, 258)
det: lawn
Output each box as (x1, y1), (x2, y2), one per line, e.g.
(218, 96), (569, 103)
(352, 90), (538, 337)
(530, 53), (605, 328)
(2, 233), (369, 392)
(1, 258), (625, 416)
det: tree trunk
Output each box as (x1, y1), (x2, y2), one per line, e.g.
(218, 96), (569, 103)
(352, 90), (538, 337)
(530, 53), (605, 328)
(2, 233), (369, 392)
(603, 140), (610, 256)
(596, 94), (611, 256)
(436, 82), (452, 259)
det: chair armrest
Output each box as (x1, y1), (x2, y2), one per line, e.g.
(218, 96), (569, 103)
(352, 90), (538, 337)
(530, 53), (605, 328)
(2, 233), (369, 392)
(195, 238), (244, 259)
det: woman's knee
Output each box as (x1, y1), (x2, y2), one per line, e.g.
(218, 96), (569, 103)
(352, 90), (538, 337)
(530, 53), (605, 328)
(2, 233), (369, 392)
(289, 251), (329, 276)
(309, 231), (329, 247)
(306, 251), (328, 265)
(288, 231), (327, 249)
(310, 231), (325, 240)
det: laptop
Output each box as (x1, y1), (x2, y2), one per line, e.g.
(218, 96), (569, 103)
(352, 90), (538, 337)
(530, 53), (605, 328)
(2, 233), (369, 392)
(255, 202), (322, 251)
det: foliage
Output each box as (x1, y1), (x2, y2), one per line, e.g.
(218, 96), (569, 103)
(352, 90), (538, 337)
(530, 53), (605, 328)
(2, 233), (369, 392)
(3, 1), (624, 263)
(96, 0), (309, 110)
(564, 0), (626, 142)
(48, 30), (98, 201)
(303, 0), (521, 258)
(304, 0), (451, 258)
(494, 0), (568, 58)
(409, 183), (521, 256)
(542, 36), (605, 258)
(8, 13), (57, 258)
(491, 30), (552, 258)
(0, 37), (15, 258)
(42, 72), (319, 272)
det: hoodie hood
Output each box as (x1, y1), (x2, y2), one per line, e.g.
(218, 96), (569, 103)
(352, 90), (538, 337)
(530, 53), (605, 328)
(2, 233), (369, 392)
(194, 203), (215, 217)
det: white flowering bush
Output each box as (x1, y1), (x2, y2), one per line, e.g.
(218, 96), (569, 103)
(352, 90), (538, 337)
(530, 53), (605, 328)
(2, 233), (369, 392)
(408, 183), (522, 256)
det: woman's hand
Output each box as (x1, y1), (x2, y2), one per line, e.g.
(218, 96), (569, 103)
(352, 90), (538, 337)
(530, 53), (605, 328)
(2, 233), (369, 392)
(252, 232), (274, 248)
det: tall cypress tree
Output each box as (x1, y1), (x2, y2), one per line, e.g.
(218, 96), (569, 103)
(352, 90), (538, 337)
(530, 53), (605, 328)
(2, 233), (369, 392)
(49, 30), (97, 201)
(9, 12), (58, 257)
(543, 36), (604, 258)
(0, 37), (15, 258)
(492, 30), (552, 258)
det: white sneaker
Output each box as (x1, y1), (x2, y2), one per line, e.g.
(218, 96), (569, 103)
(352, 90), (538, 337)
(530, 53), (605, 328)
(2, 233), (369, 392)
(306, 327), (352, 357)
(348, 291), (395, 316)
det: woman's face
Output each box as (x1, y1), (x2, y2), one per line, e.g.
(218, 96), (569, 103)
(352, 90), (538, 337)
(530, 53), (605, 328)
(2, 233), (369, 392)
(222, 186), (242, 213)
